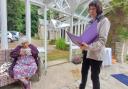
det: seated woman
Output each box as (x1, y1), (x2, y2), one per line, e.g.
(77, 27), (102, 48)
(10, 36), (39, 89)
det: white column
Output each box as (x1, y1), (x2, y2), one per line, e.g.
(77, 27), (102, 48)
(65, 28), (68, 42)
(44, 6), (48, 71)
(75, 25), (77, 35)
(59, 29), (61, 38)
(84, 24), (86, 30)
(74, 25), (76, 35)
(54, 30), (55, 39)
(25, 0), (31, 42)
(75, 25), (78, 35)
(81, 24), (83, 34)
(0, 0), (8, 49)
(80, 24), (82, 35)
(78, 19), (80, 36)
(69, 15), (73, 62)
(57, 30), (59, 39)
(80, 24), (81, 35)
(58, 29), (60, 38)
(55, 30), (57, 39)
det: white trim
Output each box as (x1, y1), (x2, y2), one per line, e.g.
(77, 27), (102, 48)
(30, 0), (88, 20)
(44, 6), (48, 71)
(25, 0), (31, 42)
(79, 0), (90, 16)
(0, 0), (8, 49)
(64, 0), (70, 8)
(69, 16), (73, 62)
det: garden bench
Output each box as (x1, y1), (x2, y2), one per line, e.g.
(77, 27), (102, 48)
(0, 49), (42, 87)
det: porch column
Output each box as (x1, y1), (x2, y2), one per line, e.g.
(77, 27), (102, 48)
(69, 15), (73, 61)
(0, 0), (8, 49)
(44, 5), (48, 70)
(25, 0), (31, 42)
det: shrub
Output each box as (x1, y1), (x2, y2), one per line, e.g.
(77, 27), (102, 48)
(55, 38), (68, 50)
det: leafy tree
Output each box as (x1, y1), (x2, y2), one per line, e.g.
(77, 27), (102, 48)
(47, 10), (59, 20)
(7, 0), (24, 32)
(107, 0), (128, 62)
(7, 0), (60, 37)
(31, 5), (39, 36)
(111, 0), (128, 41)
(117, 26), (128, 40)
(111, 0), (128, 15)
(116, 26), (128, 63)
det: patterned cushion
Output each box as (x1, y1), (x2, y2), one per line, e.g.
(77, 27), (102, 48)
(0, 49), (16, 87)
(0, 50), (6, 65)
(0, 72), (16, 87)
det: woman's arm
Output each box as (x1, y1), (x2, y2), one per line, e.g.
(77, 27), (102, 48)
(29, 44), (39, 68)
(10, 45), (21, 58)
(29, 44), (39, 58)
(87, 18), (110, 51)
(9, 45), (21, 78)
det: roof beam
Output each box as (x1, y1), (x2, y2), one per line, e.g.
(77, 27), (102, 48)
(30, 0), (88, 20)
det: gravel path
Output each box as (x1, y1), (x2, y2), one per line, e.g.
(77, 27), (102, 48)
(0, 61), (128, 89)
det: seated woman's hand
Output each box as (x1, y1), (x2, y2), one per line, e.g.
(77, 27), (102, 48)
(20, 51), (25, 56)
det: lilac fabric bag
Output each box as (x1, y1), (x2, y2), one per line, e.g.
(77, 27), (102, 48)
(67, 20), (98, 46)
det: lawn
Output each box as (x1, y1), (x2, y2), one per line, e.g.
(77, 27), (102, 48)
(7, 38), (70, 61)
(48, 49), (69, 61)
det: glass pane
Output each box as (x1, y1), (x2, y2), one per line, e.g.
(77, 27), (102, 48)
(75, 4), (85, 14)
(43, 0), (55, 5)
(81, 9), (88, 17)
(62, 0), (68, 8)
(75, 1), (89, 15)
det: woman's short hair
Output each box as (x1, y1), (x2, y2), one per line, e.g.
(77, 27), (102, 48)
(89, 1), (103, 15)
(19, 36), (29, 45)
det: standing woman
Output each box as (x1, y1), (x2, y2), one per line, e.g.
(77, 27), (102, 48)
(79, 1), (110, 89)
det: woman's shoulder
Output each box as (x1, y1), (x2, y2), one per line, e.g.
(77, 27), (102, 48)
(29, 44), (36, 47)
(15, 45), (22, 49)
(29, 44), (38, 49)
(99, 17), (110, 24)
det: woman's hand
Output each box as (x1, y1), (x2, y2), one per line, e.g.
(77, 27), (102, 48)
(20, 51), (25, 56)
(80, 42), (88, 50)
